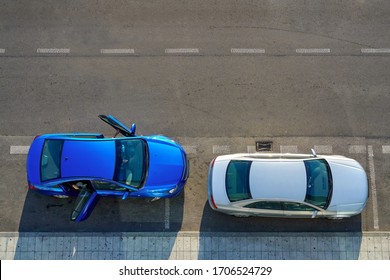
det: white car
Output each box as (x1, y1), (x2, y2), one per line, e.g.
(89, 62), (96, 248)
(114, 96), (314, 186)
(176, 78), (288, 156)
(208, 150), (369, 219)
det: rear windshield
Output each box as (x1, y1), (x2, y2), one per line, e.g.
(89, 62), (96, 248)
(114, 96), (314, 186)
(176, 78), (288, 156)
(226, 160), (253, 202)
(113, 139), (148, 188)
(41, 139), (64, 181)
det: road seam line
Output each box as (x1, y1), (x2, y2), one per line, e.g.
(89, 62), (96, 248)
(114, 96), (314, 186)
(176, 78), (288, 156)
(231, 48), (265, 54)
(165, 199), (170, 230)
(100, 49), (135, 54)
(367, 146), (379, 230)
(165, 48), (199, 54)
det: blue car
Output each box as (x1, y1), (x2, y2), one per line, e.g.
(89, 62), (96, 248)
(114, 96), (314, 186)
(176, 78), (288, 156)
(26, 115), (189, 222)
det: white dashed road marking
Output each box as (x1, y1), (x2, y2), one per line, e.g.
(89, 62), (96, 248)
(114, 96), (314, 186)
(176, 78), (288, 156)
(10, 146), (30, 155)
(367, 146), (379, 230)
(0, 49), (5, 54)
(314, 145), (333, 154)
(213, 145), (230, 154)
(361, 48), (390, 54)
(348, 145), (366, 154)
(280, 145), (298, 153)
(165, 48), (199, 54)
(100, 49), (135, 54)
(231, 48), (265, 54)
(37, 48), (70, 54)
(296, 48), (331, 54)
(183, 145), (198, 154)
(382, 145), (390, 154)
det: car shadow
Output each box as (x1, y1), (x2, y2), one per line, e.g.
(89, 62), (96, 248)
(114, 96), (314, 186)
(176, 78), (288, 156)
(15, 188), (185, 259)
(197, 201), (363, 259)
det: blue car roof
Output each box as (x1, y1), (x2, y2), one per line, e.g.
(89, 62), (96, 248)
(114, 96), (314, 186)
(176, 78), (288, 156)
(61, 140), (115, 179)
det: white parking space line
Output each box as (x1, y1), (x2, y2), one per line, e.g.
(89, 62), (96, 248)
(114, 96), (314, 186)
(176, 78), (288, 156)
(382, 145), (390, 154)
(37, 48), (70, 54)
(0, 49), (5, 54)
(314, 145), (333, 154)
(367, 146), (379, 230)
(165, 199), (170, 230)
(361, 48), (390, 54)
(10, 146), (30, 155)
(280, 145), (298, 153)
(296, 48), (331, 54)
(213, 145), (230, 154)
(100, 49), (135, 54)
(165, 48), (199, 54)
(231, 48), (265, 54)
(247, 145), (257, 153)
(348, 145), (366, 154)
(182, 145), (198, 154)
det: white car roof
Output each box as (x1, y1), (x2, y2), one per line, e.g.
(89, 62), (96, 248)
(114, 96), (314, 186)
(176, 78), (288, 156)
(249, 160), (307, 201)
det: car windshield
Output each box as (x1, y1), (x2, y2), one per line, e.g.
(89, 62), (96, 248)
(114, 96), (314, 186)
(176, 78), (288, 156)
(304, 159), (333, 209)
(41, 139), (64, 181)
(113, 139), (148, 188)
(225, 160), (252, 202)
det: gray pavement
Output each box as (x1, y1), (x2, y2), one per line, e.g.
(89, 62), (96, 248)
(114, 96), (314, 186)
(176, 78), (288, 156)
(1, 231), (389, 260)
(1, 1), (390, 262)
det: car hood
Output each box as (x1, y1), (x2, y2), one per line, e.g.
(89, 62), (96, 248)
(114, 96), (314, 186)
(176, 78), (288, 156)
(326, 158), (368, 211)
(144, 139), (185, 187)
(61, 140), (115, 179)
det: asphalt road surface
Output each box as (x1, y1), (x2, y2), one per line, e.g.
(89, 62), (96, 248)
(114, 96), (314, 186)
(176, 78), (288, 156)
(0, 1), (389, 233)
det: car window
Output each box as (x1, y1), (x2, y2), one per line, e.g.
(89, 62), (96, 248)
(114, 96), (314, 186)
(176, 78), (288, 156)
(283, 202), (316, 211)
(99, 115), (133, 137)
(92, 180), (126, 191)
(41, 139), (64, 181)
(304, 159), (333, 209)
(244, 201), (282, 210)
(226, 160), (252, 202)
(71, 184), (93, 221)
(113, 139), (148, 188)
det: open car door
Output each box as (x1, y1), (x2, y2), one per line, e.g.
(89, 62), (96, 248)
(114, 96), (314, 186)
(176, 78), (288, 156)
(70, 183), (100, 222)
(98, 115), (136, 137)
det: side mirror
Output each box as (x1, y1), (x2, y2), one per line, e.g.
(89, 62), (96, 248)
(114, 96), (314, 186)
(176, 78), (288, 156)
(311, 148), (317, 158)
(130, 123), (136, 136)
(312, 210), (318, 218)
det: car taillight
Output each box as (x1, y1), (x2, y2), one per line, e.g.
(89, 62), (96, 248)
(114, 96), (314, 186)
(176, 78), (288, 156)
(210, 157), (217, 168)
(209, 194), (218, 209)
(29, 184), (37, 190)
